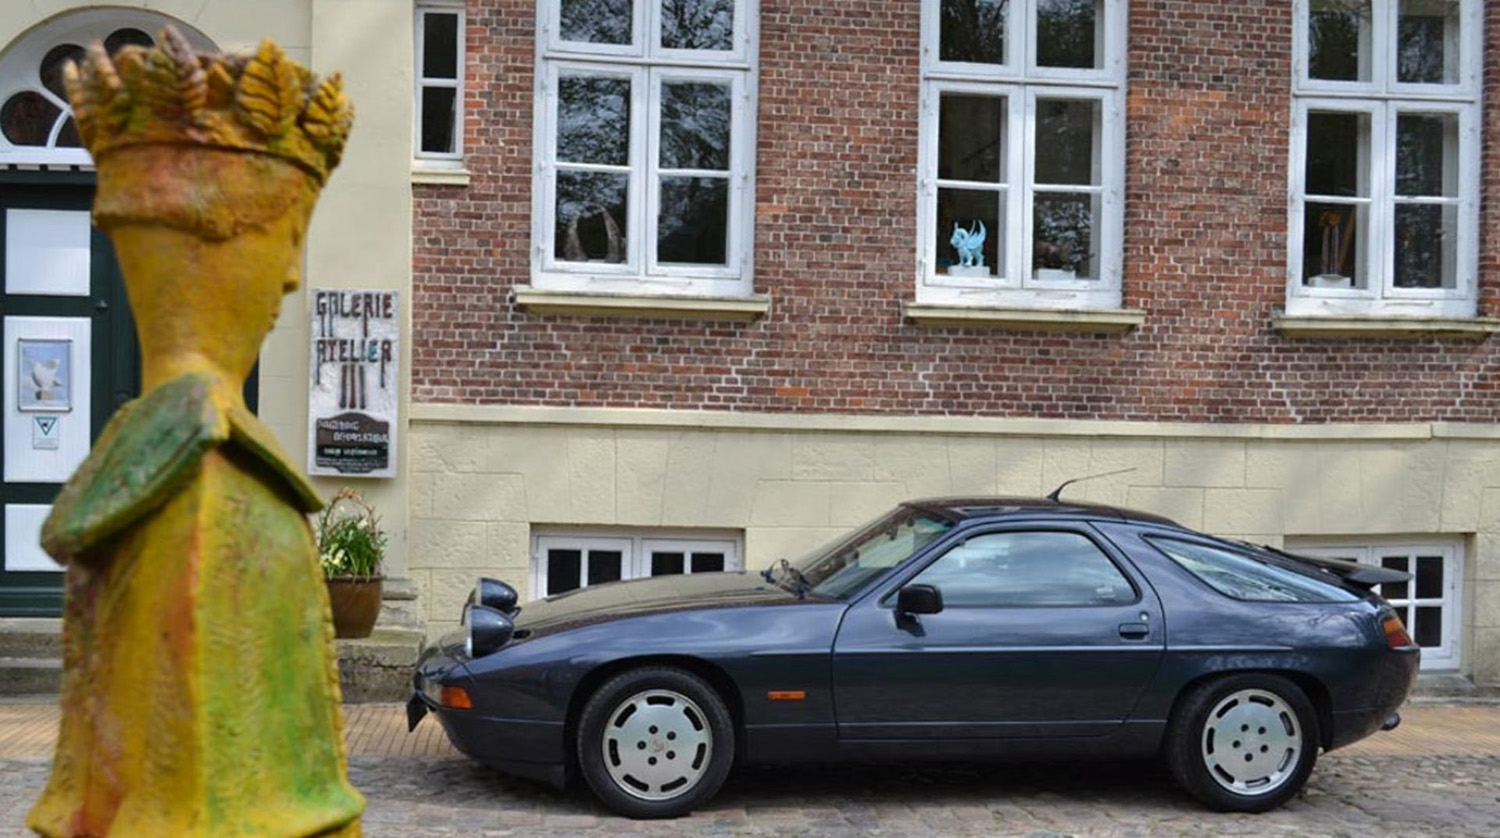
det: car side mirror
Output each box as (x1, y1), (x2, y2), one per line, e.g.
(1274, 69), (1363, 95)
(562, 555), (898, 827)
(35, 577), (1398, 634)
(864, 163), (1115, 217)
(896, 584), (943, 616)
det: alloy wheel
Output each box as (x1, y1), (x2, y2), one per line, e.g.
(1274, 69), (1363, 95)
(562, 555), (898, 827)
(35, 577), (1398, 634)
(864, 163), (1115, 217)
(601, 689), (714, 801)
(1200, 688), (1304, 796)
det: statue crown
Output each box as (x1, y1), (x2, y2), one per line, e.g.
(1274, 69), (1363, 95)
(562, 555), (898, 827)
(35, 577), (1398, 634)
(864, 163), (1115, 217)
(65, 26), (353, 183)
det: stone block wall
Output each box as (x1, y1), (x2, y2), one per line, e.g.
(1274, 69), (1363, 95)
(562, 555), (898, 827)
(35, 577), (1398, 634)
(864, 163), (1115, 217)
(407, 415), (1500, 684)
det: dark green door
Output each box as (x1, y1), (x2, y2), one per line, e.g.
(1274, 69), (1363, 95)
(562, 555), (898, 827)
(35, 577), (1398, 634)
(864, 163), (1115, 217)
(0, 173), (138, 615)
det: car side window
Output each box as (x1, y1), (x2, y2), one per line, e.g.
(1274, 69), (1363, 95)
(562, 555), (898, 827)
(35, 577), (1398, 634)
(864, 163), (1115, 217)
(908, 531), (1136, 608)
(1149, 537), (1360, 603)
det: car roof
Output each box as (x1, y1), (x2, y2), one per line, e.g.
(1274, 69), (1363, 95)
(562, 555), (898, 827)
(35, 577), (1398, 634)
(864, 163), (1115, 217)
(902, 496), (1181, 528)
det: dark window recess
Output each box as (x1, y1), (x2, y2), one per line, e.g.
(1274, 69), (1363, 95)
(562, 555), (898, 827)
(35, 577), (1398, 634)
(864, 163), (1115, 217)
(1381, 556), (1411, 601)
(588, 551), (624, 586)
(104, 28), (153, 55)
(40, 44), (86, 99)
(420, 86), (457, 154)
(1415, 606), (1443, 647)
(423, 12), (460, 79)
(653, 552), (686, 576)
(691, 553), (725, 573)
(1415, 555), (1445, 599)
(548, 549), (582, 595)
(1, 92), (59, 146)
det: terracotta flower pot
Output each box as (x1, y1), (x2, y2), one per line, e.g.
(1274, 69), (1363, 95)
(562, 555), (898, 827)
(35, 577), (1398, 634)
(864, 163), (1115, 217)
(326, 576), (384, 639)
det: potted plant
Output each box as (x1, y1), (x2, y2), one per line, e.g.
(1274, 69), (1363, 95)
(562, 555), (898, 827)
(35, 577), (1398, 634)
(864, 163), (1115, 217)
(317, 488), (387, 639)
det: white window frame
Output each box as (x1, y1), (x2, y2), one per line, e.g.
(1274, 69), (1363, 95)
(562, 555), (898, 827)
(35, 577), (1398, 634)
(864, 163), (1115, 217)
(532, 0), (758, 297)
(531, 529), (743, 599)
(414, 2), (466, 167)
(1287, 0), (1482, 318)
(916, 0), (1128, 311)
(1288, 537), (1463, 670)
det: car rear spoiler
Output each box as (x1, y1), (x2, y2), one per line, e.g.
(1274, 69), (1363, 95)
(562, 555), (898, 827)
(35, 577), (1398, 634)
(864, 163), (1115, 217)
(1260, 546), (1413, 590)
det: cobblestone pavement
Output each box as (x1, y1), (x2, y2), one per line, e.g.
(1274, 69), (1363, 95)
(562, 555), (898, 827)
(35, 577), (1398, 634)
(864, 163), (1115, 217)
(2, 703), (1497, 837)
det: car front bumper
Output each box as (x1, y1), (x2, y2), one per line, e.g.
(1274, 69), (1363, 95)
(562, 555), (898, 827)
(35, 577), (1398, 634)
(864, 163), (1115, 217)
(408, 687), (568, 789)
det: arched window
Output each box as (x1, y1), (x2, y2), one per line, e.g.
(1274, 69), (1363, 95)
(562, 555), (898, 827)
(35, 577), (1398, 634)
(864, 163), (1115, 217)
(0, 9), (214, 167)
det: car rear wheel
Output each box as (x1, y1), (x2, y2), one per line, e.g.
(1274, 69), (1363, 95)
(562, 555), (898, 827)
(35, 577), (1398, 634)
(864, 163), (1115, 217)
(576, 666), (735, 818)
(1166, 674), (1320, 812)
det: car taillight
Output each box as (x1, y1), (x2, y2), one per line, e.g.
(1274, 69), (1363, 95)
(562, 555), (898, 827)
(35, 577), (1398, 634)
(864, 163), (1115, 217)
(1383, 615), (1414, 649)
(441, 685), (473, 709)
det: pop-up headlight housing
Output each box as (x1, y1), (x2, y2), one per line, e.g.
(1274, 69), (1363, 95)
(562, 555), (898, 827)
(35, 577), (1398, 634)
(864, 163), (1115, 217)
(465, 604), (514, 659)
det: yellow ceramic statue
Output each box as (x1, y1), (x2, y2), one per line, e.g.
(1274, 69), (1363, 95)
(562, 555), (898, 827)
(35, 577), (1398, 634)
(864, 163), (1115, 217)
(27, 28), (362, 838)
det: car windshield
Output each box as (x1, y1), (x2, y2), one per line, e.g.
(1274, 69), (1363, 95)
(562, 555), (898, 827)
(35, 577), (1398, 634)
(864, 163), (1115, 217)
(778, 508), (954, 599)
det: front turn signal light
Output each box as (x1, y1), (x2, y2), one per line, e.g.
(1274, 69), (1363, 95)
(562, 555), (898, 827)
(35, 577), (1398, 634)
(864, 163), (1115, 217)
(1383, 616), (1414, 649)
(441, 685), (473, 709)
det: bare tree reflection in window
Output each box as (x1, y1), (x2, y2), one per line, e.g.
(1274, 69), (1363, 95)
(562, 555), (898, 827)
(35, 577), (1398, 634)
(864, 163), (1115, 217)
(662, 0), (734, 51)
(1309, 0), (1370, 82)
(560, 0), (634, 46)
(1036, 0), (1100, 69)
(940, 0), (1009, 65)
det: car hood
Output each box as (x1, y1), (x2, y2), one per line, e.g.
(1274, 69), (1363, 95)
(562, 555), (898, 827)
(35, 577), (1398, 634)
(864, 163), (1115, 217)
(513, 572), (816, 635)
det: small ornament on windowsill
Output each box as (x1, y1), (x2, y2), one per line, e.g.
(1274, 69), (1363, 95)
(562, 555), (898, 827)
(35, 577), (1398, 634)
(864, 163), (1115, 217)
(948, 219), (990, 277)
(1034, 239), (1079, 282)
(1310, 209), (1354, 289)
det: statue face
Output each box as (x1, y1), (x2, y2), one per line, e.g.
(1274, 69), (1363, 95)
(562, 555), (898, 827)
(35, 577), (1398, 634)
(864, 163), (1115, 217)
(108, 195), (314, 388)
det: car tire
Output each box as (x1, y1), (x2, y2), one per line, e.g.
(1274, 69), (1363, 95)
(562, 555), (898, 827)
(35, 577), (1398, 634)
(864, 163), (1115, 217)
(576, 666), (735, 819)
(1165, 673), (1320, 813)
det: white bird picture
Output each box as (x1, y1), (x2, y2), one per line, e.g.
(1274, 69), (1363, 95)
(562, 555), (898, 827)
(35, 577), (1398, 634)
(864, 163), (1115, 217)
(32, 357), (61, 402)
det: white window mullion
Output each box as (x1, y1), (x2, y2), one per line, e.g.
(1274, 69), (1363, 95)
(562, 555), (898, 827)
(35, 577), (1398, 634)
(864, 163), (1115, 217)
(644, 68), (664, 277)
(1371, 102), (1395, 300)
(1019, 90), (1039, 289)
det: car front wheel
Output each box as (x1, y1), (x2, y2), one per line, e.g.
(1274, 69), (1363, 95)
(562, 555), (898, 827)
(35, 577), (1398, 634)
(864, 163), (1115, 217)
(576, 666), (735, 818)
(1166, 674), (1320, 812)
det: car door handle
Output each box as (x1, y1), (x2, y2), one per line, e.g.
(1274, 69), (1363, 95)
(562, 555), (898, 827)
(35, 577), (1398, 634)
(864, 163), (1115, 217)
(1118, 623), (1150, 639)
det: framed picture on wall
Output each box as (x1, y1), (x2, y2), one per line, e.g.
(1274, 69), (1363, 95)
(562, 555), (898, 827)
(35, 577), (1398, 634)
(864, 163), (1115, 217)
(17, 338), (71, 412)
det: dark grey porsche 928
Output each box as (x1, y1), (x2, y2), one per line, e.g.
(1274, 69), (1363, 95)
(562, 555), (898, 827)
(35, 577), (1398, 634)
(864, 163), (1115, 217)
(407, 498), (1418, 818)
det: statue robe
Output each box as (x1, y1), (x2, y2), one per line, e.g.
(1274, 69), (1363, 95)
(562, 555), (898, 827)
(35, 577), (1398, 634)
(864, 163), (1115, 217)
(27, 372), (364, 838)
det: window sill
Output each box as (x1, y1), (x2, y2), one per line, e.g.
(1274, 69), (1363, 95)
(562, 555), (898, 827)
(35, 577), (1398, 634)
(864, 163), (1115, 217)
(411, 167), (471, 186)
(904, 303), (1146, 333)
(514, 286), (771, 321)
(1272, 314), (1500, 339)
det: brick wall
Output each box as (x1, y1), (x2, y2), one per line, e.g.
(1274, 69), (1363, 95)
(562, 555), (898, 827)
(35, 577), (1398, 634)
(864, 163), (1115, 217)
(411, 0), (1500, 423)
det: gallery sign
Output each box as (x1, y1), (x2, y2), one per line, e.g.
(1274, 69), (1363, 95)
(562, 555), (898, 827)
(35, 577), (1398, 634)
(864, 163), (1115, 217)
(307, 289), (399, 478)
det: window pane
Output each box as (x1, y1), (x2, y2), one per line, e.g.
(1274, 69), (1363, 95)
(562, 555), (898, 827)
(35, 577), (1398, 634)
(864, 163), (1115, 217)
(1414, 605), (1443, 647)
(40, 44), (86, 99)
(0, 92), (60, 147)
(660, 81), (731, 171)
(1302, 201), (1369, 289)
(913, 531), (1134, 607)
(1305, 111), (1369, 197)
(662, 0), (734, 51)
(1415, 555), (1445, 599)
(557, 75), (630, 166)
(1396, 113), (1457, 198)
(423, 12), (459, 79)
(940, 0), (1009, 65)
(1033, 192), (1098, 280)
(938, 93), (1006, 184)
(55, 117), (81, 148)
(588, 550), (623, 586)
(1036, 0), (1102, 69)
(1398, 0), (1460, 84)
(1380, 555), (1411, 601)
(658, 177), (728, 266)
(1309, 0), (1371, 82)
(548, 549), (582, 595)
(1394, 203), (1457, 289)
(1154, 539), (1361, 603)
(104, 28), (153, 55)
(560, 0), (633, 45)
(936, 188), (1004, 277)
(1035, 99), (1099, 186)
(691, 553), (725, 573)
(556, 172), (630, 263)
(420, 86), (457, 154)
(652, 552), (685, 575)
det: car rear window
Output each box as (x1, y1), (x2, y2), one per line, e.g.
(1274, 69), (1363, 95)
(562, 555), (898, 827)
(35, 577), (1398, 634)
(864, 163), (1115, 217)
(1149, 537), (1360, 603)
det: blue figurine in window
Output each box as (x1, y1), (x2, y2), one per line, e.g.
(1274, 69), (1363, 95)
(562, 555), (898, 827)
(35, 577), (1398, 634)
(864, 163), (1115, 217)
(950, 220), (986, 268)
